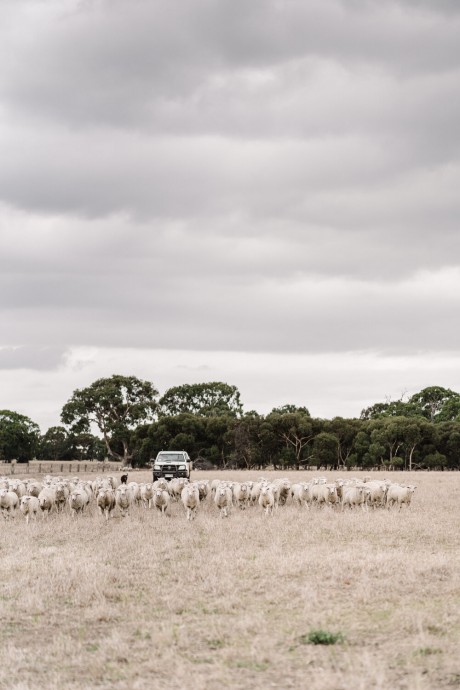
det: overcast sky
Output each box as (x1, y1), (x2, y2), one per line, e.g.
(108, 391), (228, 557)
(1, 0), (460, 432)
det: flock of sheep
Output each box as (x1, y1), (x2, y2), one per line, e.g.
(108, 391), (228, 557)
(0, 474), (417, 522)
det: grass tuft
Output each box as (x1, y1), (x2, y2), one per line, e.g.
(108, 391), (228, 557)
(300, 629), (346, 646)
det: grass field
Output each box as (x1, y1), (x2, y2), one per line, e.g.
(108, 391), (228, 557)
(0, 471), (459, 689)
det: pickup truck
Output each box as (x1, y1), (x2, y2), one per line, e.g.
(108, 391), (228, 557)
(152, 450), (191, 481)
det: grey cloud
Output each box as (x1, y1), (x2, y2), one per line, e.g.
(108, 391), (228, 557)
(1, 208), (460, 307)
(1, 122), (459, 228)
(0, 0), (459, 369)
(1, 0), (460, 130)
(1, 224), (460, 355)
(0, 346), (67, 370)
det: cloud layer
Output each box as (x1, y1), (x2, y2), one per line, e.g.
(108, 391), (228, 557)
(1, 0), (459, 428)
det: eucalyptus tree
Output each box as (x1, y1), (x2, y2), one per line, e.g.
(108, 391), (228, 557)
(159, 382), (243, 418)
(0, 410), (40, 462)
(61, 375), (159, 463)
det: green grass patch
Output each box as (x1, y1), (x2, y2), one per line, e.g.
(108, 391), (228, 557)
(300, 629), (346, 646)
(416, 647), (442, 656)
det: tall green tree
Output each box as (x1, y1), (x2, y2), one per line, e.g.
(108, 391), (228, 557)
(231, 412), (266, 469)
(266, 408), (314, 470)
(67, 432), (106, 461)
(328, 417), (363, 468)
(137, 413), (206, 465)
(0, 410), (40, 462)
(433, 422), (460, 470)
(360, 398), (413, 420)
(409, 386), (460, 423)
(158, 382), (243, 418)
(38, 426), (70, 460)
(312, 431), (338, 469)
(61, 375), (158, 462)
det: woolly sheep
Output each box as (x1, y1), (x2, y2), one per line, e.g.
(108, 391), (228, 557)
(386, 484), (417, 510)
(153, 489), (170, 515)
(258, 485), (275, 515)
(115, 485), (133, 517)
(20, 495), (40, 523)
(97, 488), (116, 521)
(69, 488), (90, 516)
(38, 488), (56, 518)
(0, 489), (19, 519)
(140, 483), (154, 509)
(181, 484), (199, 521)
(214, 485), (233, 518)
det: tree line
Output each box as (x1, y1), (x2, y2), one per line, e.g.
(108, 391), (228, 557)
(1, 377), (460, 470)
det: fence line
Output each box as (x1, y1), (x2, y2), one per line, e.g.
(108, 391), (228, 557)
(0, 462), (123, 476)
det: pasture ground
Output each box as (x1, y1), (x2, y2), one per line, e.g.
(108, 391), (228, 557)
(0, 470), (459, 689)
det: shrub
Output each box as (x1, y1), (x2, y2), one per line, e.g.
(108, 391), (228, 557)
(300, 629), (345, 646)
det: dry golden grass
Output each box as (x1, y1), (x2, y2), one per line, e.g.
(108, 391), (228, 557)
(0, 470), (459, 690)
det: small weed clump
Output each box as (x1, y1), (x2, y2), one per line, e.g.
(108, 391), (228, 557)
(416, 647), (442, 657)
(300, 629), (345, 646)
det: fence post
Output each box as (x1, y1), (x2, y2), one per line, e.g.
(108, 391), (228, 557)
(38, 464), (41, 473)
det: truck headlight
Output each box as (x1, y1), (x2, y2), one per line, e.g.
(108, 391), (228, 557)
(154, 464), (161, 470)
(179, 465), (186, 470)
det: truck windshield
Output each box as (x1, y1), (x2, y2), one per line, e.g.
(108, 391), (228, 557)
(158, 454), (185, 462)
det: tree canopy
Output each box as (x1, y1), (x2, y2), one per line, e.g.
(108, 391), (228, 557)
(61, 374), (158, 462)
(158, 382), (243, 418)
(0, 410), (40, 462)
(3, 380), (460, 470)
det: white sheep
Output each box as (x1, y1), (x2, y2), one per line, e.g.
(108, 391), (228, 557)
(127, 482), (141, 504)
(386, 484), (416, 510)
(181, 484), (199, 521)
(342, 486), (369, 511)
(0, 489), (19, 519)
(20, 495), (40, 523)
(168, 478), (188, 501)
(96, 488), (116, 521)
(153, 478), (169, 491)
(310, 484), (337, 507)
(272, 478), (291, 507)
(258, 485), (275, 515)
(291, 483), (310, 508)
(364, 481), (388, 508)
(115, 486), (133, 517)
(140, 483), (154, 509)
(232, 482), (250, 509)
(38, 488), (56, 518)
(250, 481), (263, 505)
(214, 485), (233, 518)
(54, 483), (70, 513)
(153, 489), (170, 515)
(69, 488), (90, 517)
(196, 480), (210, 502)
(27, 481), (42, 498)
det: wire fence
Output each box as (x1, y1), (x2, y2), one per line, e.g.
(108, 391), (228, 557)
(0, 461), (124, 476)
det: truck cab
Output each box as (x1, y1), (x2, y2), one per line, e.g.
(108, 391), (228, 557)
(152, 450), (191, 482)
